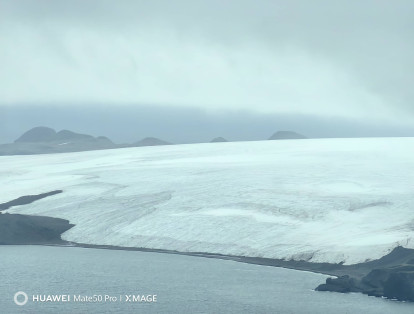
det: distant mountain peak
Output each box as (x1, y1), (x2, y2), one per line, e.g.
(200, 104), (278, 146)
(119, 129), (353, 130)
(55, 130), (94, 141)
(14, 126), (57, 143)
(268, 131), (307, 140)
(134, 137), (171, 147)
(210, 137), (228, 143)
(14, 127), (111, 144)
(5, 127), (116, 155)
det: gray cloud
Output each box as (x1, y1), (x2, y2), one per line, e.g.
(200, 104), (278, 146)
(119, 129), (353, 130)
(0, 0), (413, 124)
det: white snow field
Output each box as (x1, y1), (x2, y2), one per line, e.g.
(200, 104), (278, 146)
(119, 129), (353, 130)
(2, 138), (414, 264)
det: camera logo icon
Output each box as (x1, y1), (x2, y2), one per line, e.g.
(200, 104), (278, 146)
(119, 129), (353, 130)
(14, 291), (28, 306)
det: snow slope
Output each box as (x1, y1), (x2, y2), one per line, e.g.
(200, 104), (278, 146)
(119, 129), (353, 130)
(2, 138), (414, 264)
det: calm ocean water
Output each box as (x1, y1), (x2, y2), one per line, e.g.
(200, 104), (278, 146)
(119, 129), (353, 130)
(1, 246), (413, 314)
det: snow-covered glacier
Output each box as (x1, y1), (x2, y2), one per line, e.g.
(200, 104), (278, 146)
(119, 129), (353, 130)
(2, 138), (414, 264)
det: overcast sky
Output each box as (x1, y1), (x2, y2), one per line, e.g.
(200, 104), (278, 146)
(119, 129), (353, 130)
(0, 0), (413, 143)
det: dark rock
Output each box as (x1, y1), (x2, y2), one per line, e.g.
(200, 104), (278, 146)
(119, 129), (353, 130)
(316, 262), (414, 302)
(268, 131), (307, 140)
(383, 271), (414, 301)
(316, 275), (359, 293)
(361, 265), (414, 301)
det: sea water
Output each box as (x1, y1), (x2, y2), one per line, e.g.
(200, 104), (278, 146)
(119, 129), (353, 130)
(1, 246), (413, 314)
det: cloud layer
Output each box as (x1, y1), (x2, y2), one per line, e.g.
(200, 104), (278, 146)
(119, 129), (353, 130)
(1, 0), (413, 124)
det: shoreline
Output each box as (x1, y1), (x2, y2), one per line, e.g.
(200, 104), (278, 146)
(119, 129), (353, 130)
(60, 241), (352, 277)
(11, 240), (414, 302)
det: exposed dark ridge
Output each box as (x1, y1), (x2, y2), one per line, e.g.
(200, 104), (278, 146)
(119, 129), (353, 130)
(0, 190), (63, 211)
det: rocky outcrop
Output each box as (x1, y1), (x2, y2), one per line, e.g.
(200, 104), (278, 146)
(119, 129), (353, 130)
(316, 263), (414, 301)
(362, 265), (414, 300)
(316, 275), (358, 293)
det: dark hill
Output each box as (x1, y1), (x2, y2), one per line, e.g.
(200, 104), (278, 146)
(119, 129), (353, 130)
(1, 127), (116, 155)
(15, 127), (99, 143)
(55, 130), (94, 141)
(268, 131), (307, 140)
(15, 126), (57, 143)
(133, 137), (171, 147)
(210, 137), (228, 143)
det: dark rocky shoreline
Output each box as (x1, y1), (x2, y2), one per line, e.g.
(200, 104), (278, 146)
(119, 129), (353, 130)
(0, 190), (71, 244)
(315, 247), (414, 301)
(2, 192), (414, 302)
(0, 213), (73, 245)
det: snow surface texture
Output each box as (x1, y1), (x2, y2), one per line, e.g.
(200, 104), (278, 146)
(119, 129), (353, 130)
(2, 138), (414, 264)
